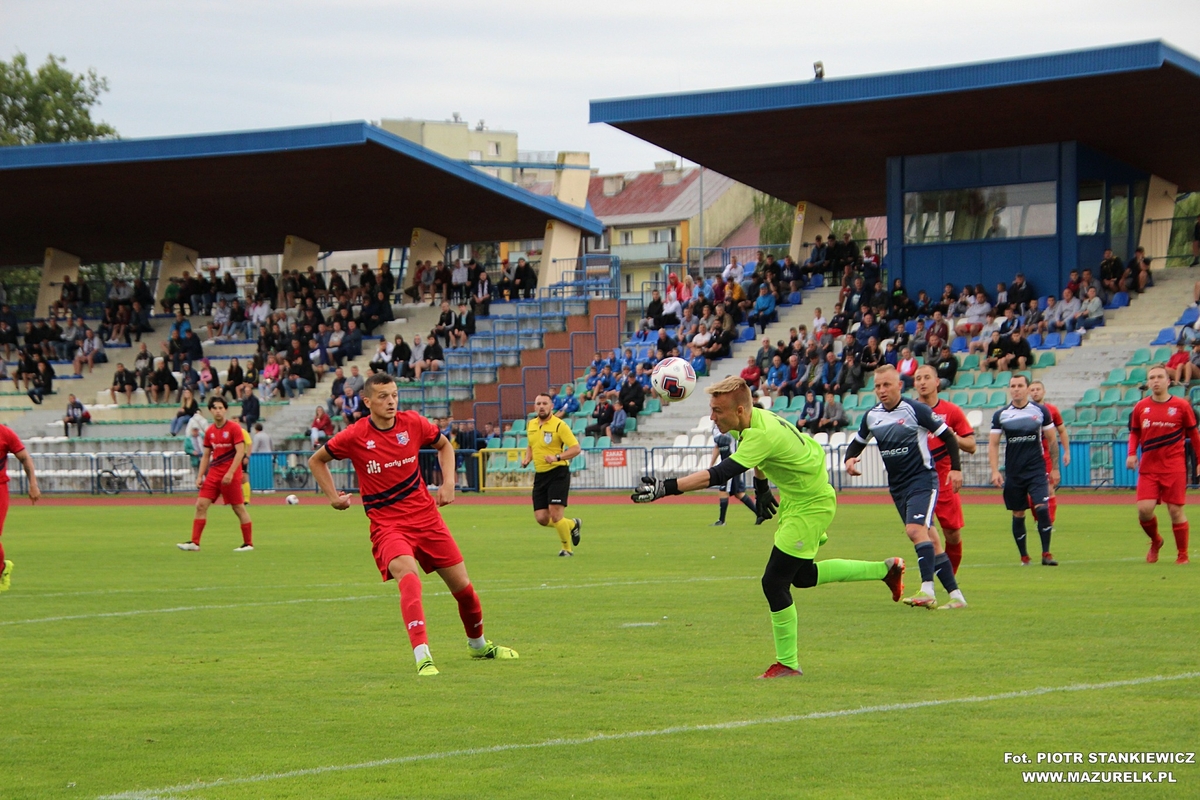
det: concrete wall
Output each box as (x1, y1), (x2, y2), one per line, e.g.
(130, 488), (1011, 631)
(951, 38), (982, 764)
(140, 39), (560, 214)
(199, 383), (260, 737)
(687, 180), (756, 248)
(380, 118), (519, 182)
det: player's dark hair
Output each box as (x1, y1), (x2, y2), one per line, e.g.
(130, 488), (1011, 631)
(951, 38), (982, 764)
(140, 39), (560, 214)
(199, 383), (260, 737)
(365, 372), (396, 394)
(1009, 374), (1029, 386)
(534, 392), (552, 402)
(207, 396), (227, 410)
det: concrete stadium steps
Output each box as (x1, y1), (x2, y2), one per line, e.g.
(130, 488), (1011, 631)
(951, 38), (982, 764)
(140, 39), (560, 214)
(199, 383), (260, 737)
(627, 285), (843, 447)
(1039, 267), (1196, 410)
(24, 435), (184, 454)
(84, 401), (289, 423)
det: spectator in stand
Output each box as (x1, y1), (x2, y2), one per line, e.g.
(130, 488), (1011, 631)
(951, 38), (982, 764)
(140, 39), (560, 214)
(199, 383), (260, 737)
(740, 356), (762, 391)
(1165, 342), (1198, 385)
(982, 331), (1006, 372)
(251, 422), (272, 454)
(722, 255), (744, 288)
(472, 271), (492, 317)
(260, 354), (282, 400)
(132, 342), (153, 390)
(897, 348), (919, 389)
(993, 282), (1009, 313)
(929, 345), (958, 390)
(808, 351), (839, 395)
(798, 390), (823, 433)
(406, 334), (427, 380)
(747, 285), (777, 334)
(968, 313), (1001, 354)
(618, 370), (645, 418)
(513, 258), (537, 300)
(816, 391), (846, 433)
(256, 269), (278, 307)
(1097, 249), (1124, 297)
(999, 329), (1033, 371)
(910, 320), (929, 357)
(451, 260), (470, 304)
(310, 406), (335, 449)
(28, 359), (54, 404)
(414, 331), (444, 379)
(149, 358), (178, 404)
(1077, 269), (1099, 303)
(283, 339), (315, 398)
(72, 329), (104, 375)
(777, 354), (807, 402)
(660, 290), (682, 328)
(584, 397), (614, 438)
(109, 362), (138, 405)
(956, 290), (992, 337)
(368, 338), (393, 373)
(341, 384), (364, 425)
(388, 335), (412, 379)
(63, 392), (88, 436)
(178, 361), (201, 400)
(764, 354), (787, 398)
(859, 337), (883, 373)
(997, 307), (1019, 338)
(1050, 288), (1081, 333)
(170, 389), (199, 436)
(1124, 247), (1153, 293)
(1072, 286), (1105, 331)
(221, 357), (245, 399)
(834, 351), (865, 396)
(854, 312), (881, 349)
(553, 384), (580, 418)
(197, 359), (220, 399)
(451, 301), (475, 349)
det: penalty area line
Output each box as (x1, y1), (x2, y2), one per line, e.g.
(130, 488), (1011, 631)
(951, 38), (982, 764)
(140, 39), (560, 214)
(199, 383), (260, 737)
(99, 671), (1200, 800)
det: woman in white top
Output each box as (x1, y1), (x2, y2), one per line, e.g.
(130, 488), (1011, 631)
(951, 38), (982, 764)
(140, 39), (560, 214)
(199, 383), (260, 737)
(812, 307), (827, 333)
(660, 293), (683, 327)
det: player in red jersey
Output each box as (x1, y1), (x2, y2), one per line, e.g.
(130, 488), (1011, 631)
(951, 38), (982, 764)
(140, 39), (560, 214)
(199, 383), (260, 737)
(1029, 381), (1071, 523)
(0, 424), (41, 592)
(1127, 365), (1200, 564)
(308, 372), (518, 676)
(914, 365), (976, 573)
(177, 397), (254, 552)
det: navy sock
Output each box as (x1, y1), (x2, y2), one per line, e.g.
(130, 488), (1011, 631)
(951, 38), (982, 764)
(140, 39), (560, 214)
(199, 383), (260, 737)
(914, 541), (936, 582)
(1034, 507), (1053, 553)
(739, 494), (757, 513)
(719, 498), (729, 522)
(1012, 516), (1029, 557)
(934, 552), (958, 592)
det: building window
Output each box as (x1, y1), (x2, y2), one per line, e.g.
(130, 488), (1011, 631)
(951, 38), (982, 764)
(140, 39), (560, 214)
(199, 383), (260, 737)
(468, 150), (482, 162)
(903, 182), (1057, 244)
(649, 228), (676, 243)
(1077, 181), (1105, 236)
(487, 141), (501, 157)
(619, 230), (633, 245)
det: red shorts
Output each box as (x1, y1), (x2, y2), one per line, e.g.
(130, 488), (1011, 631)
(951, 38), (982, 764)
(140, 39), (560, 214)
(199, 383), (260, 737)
(370, 521), (463, 581)
(199, 470), (245, 506)
(935, 487), (964, 531)
(1137, 472), (1187, 507)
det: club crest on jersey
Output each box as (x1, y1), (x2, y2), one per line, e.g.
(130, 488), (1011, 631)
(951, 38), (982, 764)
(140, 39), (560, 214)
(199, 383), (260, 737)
(366, 439), (376, 450)
(544, 432), (553, 444)
(222, 431), (229, 440)
(397, 431), (410, 446)
(1169, 407), (1178, 416)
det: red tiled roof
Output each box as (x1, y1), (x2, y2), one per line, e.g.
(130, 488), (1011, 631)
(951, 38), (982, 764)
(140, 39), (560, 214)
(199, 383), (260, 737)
(587, 169), (701, 217)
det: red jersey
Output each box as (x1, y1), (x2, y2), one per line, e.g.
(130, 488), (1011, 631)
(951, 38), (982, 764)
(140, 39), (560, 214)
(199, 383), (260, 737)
(203, 421), (245, 477)
(928, 398), (973, 476)
(1129, 396), (1200, 475)
(1040, 402), (1064, 469)
(0, 425), (24, 484)
(324, 411), (443, 532)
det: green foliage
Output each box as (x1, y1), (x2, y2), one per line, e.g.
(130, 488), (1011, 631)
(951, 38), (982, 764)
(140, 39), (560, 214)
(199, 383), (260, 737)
(0, 52), (116, 146)
(1167, 193), (1200, 263)
(2, 502), (1196, 797)
(751, 193), (794, 246)
(831, 217), (869, 242)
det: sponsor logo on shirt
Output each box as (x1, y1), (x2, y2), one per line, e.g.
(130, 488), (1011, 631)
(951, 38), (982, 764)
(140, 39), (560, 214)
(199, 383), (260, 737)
(366, 439), (376, 450)
(880, 446), (911, 457)
(366, 460), (381, 474)
(1008, 434), (1040, 443)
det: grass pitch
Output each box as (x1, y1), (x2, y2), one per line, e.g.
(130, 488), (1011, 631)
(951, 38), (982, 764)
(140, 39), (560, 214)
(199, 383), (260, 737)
(1, 497), (1198, 798)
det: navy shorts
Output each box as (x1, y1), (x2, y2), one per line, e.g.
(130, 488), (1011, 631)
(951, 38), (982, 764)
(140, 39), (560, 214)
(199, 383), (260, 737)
(1003, 474), (1051, 511)
(890, 483), (938, 527)
(723, 473), (746, 495)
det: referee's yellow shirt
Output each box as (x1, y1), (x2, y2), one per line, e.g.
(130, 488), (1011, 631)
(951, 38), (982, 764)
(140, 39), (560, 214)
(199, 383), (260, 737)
(527, 415), (578, 473)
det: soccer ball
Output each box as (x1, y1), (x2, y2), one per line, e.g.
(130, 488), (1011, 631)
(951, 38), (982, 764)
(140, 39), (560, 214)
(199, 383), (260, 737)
(285, 494), (300, 505)
(650, 357), (697, 402)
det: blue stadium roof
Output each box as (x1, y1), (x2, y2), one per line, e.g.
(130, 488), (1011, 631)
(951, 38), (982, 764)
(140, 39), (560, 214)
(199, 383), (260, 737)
(0, 122), (601, 266)
(590, 41), (1200, 215)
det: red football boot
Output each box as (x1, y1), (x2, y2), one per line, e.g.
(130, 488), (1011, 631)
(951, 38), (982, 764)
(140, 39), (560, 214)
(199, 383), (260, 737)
(883, 557), (905, 602)
(758, 662), (803, 679)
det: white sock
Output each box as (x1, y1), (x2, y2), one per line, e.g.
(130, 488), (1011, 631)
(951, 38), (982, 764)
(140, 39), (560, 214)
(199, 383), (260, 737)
(413, 644), (431, 664)
(468, 636), (487, 650)
(950, 589), (965, 602)
(921, 581), (936, 597)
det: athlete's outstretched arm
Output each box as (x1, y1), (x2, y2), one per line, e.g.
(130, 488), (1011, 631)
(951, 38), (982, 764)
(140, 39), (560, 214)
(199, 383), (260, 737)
(631, 456), (743, 502)
(309, 447), (351, 510)
(432, 434), (455, 507)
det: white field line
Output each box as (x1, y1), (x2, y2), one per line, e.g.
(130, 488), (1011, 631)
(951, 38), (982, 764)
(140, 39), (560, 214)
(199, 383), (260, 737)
(620, 622), (660, 628)
(99, 671), (1200, 800)
(0, 576), (757, 627)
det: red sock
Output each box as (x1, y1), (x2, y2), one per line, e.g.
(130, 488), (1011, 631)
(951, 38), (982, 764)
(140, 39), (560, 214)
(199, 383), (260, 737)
(453, 583), (484, 641)
(191, 519), (206, 545)
(944, 540), (962, 574)
(1172, 522), (1189, 554)
(398, 573), (428, 649)
(240, 522), (253, 546)
(1048, 495), (1058, 524)
(1140, 517), (1160, 541)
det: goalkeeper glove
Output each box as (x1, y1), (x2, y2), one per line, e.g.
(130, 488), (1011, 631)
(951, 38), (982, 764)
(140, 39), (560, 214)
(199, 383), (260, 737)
(631, 476), (679, 503)
(754, 477), (778, 523)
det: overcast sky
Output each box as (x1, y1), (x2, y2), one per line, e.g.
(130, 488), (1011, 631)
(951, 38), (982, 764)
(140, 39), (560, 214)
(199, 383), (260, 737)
(3, 1), (1198, 173)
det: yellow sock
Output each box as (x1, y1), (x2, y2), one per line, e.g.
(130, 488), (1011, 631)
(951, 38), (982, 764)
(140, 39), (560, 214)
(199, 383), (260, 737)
(553, 518), (573, 550)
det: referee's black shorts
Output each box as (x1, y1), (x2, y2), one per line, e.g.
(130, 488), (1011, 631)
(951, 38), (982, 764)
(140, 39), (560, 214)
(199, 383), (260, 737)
(532, 466), (571, 510)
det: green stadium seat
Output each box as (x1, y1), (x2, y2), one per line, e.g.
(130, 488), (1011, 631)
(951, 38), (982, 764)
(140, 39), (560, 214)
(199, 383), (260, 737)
(973, 373), (994, 389)
(967, 391), (990, 409)
(1076, 408), (1097, 424)
(1060, 408), (1076, 425)
(625, 416), (637, 432)
(960, 354), (980, 371)
(988, 390), (1008, 407)
(1096, 388), (1122, 408)
(863, 374), (876, 392)
(580, 400), (596, 416)
(1036, 351), (1056, 368)
(858, 393), (878, 411)
(953, 373), (975, 389)
(580, 436), (596, 449)
(1102, 368), (1126, 386)
(1123, 367), (1147, 386)
(1096, 408), (1118, 424)
(993, 371), (1012, 386)
(1125, 348), (1152, 367)
(501, 436), (517, 448)
(1152, 347), (1173, 362)
(1118, 407), (1133, 425)
(595, 436), (611, 448)
(570, 418), (586, 434)
(1169, 385), (1186, 398)
(1078, 388), (1101, 407)
(1121, 387), (1142, 403)
(644, 398), (662, 414)
(951, 391), (970, 406)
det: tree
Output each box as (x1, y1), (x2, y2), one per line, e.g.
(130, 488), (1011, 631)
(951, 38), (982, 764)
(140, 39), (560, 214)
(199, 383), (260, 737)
(0, 52), (116, 146)
(831, 217), (869, 244)
(752, 193), (795, 246)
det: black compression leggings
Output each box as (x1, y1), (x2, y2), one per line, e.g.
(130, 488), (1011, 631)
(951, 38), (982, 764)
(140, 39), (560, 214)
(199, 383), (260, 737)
(761, 546), (818, 612)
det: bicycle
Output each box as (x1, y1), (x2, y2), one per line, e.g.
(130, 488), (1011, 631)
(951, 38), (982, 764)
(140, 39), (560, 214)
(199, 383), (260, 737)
(97, 454), (154, 495)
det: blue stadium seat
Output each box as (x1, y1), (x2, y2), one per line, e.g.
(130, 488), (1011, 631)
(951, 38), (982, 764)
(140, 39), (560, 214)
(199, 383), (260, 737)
(1058, 332), (1082, 349)
(809, 274), (825, 288)
(950, 336), (968, 353)
(905, 320), (918, 334)
(1150, 327), (1177, 346)
(1103, 291), (1130, 310)
(1178, 307), (1200, 326)
(1036, 332), (1060, 350)
(1026, 332), (1042, 349)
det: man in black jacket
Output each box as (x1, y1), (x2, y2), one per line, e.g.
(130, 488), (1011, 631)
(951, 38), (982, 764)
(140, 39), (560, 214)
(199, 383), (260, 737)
(451, 301), (476, 349)
(110, 362), (139, 405)
(618, 371), (645, 417)
(585, 397), (615, 438)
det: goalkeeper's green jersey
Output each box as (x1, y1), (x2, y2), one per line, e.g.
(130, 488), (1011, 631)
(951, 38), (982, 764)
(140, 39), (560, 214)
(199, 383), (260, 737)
(730, 406), (835, 558)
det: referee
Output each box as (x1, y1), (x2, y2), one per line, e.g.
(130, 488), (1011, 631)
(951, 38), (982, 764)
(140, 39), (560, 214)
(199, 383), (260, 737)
(522, 392), (582, 556)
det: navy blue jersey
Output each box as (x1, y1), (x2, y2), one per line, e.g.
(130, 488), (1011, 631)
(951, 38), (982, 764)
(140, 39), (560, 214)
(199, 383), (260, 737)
(853, 397), (947, 489)
(991, 402), (1055, 483)
(714, 428), (735, 460)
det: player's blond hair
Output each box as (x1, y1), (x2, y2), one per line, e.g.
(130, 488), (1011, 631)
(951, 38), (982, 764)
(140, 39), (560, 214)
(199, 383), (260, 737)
(706, 376), (752, 406)
(914, 363), (937, 379)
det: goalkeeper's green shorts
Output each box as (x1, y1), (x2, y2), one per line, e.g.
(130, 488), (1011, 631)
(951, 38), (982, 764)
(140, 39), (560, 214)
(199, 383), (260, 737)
(773, 494), (836, 559)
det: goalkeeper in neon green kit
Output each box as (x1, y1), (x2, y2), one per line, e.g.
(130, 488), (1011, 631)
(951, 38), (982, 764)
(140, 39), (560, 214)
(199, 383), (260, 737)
(633, 376), (906, 679)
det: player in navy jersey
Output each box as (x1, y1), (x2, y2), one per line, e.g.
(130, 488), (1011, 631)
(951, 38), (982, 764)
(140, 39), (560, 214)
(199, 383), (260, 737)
(309, 372), (518, 677)
(709, 425), (758, 525)
(845, 366), (967, 609)
(989, 374), (1060, 565)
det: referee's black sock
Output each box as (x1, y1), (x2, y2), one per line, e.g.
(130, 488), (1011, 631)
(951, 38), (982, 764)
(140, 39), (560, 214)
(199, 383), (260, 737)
(739, 494), (757, 513)
(914, 541), (936, 582)
(934, 552), (958, 592)
(1012, 516), (1029, 558)
(718, 498), (729, 523)
(1034, 506), (1053, 554)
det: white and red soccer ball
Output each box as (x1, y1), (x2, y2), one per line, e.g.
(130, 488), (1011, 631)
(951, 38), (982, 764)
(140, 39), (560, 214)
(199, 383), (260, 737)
(650, 357), (697, 402)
